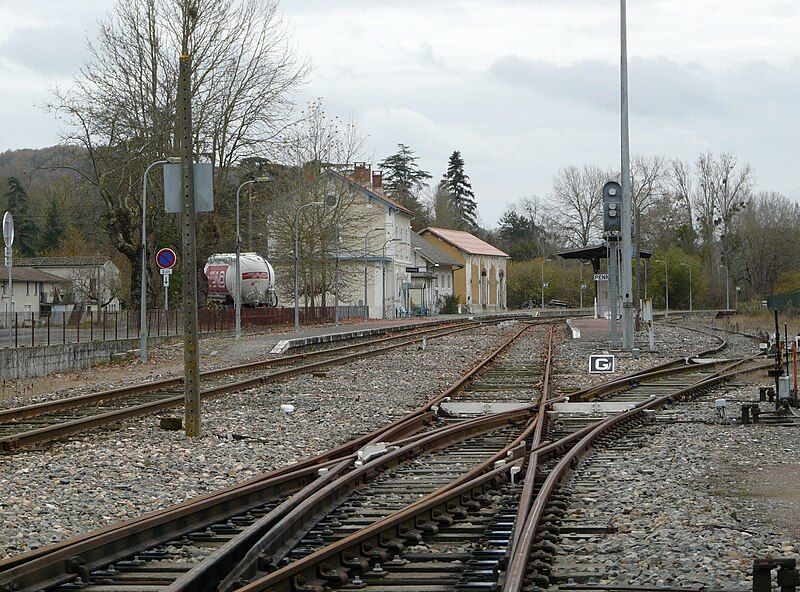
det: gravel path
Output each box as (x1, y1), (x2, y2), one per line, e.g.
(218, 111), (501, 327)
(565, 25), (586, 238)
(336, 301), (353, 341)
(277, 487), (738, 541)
(0, 323), (516, 559)
(552, 357), (799, 589)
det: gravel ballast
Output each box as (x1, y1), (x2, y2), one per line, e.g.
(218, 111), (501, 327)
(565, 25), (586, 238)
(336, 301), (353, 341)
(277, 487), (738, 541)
(551, 327), (798, 590)
(0, 323), (519, 559)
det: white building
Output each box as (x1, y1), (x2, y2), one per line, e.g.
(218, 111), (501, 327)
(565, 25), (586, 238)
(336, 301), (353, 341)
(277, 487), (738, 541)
(0, 267), (71, 324)
(16, 256), (122, 312)
(326, 164), (417, 318)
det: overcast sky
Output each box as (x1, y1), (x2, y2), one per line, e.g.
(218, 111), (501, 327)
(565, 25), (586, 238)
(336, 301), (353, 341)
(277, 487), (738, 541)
(1, 1), (799, 225)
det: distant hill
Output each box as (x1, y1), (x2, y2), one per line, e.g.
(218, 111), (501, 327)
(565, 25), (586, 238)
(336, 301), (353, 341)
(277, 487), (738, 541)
(0, 145), (86, 194)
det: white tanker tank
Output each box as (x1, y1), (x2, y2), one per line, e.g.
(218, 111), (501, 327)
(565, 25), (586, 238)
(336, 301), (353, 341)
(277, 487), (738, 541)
(204, 252), (278, 307)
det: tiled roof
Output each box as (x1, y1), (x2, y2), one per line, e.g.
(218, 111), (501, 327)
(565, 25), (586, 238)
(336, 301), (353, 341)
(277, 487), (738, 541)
(0, 267), (70, 283)
(410, 233), (463, 267)
(421, 227), (510, 258)
(16, 256), (109, 267)
(326, 169), (415, 217)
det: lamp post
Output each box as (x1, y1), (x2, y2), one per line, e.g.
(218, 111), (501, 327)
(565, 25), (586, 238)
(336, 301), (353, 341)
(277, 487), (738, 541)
(234, 176), (272, 339)
(681, 262), (692, 311)
(655, 259), (668, 316)
(139, 157), (179, 363)
(579, 261), (590, 309)
(294, 201), (324, 333)
(380, 238), (401, 319)
(719, 264), (730, 310)
(540, 258), (551, 309)
(363, 228), (384, 319)
(735, 285), (741, 310)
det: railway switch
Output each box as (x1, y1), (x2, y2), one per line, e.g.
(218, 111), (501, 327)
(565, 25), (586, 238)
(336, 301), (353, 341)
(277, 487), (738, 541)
(753, 557), (799, 592)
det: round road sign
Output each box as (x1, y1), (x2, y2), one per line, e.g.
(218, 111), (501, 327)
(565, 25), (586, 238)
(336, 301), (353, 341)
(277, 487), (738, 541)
(2, 212), (14, 247)
(156, 247), (177, 270)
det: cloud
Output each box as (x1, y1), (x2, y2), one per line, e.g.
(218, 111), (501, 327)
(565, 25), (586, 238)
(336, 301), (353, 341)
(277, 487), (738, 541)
(488, 55), (726, 118)
(0, 26), (89, 76)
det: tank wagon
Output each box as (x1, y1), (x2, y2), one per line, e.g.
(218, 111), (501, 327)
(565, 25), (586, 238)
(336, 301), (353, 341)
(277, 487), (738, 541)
(204, 252), (278, 307)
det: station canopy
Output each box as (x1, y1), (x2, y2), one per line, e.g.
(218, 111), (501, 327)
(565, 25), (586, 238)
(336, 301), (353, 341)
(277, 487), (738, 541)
(558, 244), (652, 273)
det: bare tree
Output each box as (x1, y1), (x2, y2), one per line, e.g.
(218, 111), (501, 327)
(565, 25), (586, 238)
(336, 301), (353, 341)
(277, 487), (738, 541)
(731, 191), (800, 297)
(549, 165), (610, 248)
(46, 0), (307, 308)
(268, 102), (374, 308)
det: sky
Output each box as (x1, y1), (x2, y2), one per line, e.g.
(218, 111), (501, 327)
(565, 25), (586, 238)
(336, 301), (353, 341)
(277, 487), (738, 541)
(1, 0), (799, 225)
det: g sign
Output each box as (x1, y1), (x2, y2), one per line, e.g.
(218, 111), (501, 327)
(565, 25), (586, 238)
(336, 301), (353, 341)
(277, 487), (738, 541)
(589, 354), (615, 374)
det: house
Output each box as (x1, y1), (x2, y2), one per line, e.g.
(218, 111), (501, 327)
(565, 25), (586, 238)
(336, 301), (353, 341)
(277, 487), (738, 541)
(271, 162), (417, 318)
(408, 232), (463, 313)
(418, 227), (509, 312)
(15, 256), (122, 312)
(0, 266), (71, 323)
(328, 163), (417, 318)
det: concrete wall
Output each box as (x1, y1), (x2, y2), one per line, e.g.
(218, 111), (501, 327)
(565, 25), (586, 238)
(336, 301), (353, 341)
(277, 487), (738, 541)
(0, 337), (158, 380)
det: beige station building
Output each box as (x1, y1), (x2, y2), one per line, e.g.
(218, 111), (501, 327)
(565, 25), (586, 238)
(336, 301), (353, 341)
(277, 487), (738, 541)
(418, 227), (509, 312)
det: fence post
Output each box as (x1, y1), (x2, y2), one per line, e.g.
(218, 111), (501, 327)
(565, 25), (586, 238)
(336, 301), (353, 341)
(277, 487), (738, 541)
(14, 313), (18, 348)
(62, 311), (66, 344)
(90, 311), (94, 342)
(31, 314), (35, 347)
(115, 311), (118, 340)
(47, 312), (51, 346)
(76, 311), (80, 343)
(103, 310), (107, 341)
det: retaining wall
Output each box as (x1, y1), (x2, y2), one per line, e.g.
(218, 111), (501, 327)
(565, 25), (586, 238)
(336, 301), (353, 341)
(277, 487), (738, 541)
(0, 338), (169, 380)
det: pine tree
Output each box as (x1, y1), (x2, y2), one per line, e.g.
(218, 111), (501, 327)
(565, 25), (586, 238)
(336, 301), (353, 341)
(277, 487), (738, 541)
(441, 151), (478, 230)
(40, 197), (67, 253)
(378, 144), (432, 219)
(4, 177), (39, 256)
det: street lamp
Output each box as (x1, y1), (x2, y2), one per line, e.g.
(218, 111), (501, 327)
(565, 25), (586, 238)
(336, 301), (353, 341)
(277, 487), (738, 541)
(655, 259), (668, 316)
(380, 237), (401, 319)
(234, 176), (272, 339)
(735, 285), (741, 310)
(719, 264), (730, 310)
(681, 262), (692, 311)
(140, 156), (179, 364)
(363, 228), (385, 319)
(540, 258), (551, 309)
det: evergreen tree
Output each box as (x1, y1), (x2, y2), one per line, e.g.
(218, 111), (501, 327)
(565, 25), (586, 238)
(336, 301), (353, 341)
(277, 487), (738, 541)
(4, 177), (38, 256)
(441, 151), (478, 230)
(41, 197), (67, 253)
(378, 144), (432, 221)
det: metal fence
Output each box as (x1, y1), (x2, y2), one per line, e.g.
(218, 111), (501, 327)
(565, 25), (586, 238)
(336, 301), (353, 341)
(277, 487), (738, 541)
(0, 306), (368, 349)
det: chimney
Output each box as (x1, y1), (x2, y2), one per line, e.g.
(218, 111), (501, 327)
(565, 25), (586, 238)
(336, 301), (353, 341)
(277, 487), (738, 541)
(372, 171), (383, 190)
(353, 162), (370, 184)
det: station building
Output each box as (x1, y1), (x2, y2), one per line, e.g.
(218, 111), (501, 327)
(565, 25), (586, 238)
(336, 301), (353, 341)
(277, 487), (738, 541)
(407, 233), (463, 313)
(418, 227), (509, 312)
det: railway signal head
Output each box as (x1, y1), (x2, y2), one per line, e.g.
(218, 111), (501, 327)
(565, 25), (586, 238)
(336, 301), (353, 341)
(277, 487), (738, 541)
(602, 181), (623, 233)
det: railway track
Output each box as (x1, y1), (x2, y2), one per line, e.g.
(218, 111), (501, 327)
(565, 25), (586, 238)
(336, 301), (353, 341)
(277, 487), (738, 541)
(0, 322), (549, 592)
(0, 321), (771, 592)
(0, 319), (501, 453)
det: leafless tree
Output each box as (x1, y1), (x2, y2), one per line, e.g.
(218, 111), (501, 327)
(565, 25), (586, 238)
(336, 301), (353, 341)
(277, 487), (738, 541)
(731, 191), (800, 297)
(431, 183), (460, 229)
(549, 165), (611, 248)
(267, 102), (375, 308)
(46, 0), (307, 308)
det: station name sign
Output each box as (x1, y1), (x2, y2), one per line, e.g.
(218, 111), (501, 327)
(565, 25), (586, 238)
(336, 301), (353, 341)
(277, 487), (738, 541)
(594, 273), (609, 282)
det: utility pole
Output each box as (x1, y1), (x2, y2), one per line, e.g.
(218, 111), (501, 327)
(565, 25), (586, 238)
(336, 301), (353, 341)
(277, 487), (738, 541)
(178, 9), (201, 437)
(620, 0), (635, 351)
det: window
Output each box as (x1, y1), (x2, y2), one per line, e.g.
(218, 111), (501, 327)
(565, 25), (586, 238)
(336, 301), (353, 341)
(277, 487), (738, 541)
(26, 281), (30, 295)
